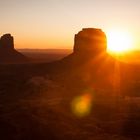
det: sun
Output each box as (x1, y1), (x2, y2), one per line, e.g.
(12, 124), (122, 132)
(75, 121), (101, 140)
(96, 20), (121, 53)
(106, 29), (133, 53)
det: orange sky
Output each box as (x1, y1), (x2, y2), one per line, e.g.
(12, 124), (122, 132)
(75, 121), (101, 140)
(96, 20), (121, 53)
(0, 0), (140, 50)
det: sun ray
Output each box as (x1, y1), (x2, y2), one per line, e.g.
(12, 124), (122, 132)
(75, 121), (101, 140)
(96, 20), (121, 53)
(106, 29), (133, 53)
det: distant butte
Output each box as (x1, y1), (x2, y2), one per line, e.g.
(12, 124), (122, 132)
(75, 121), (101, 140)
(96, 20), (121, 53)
(74, 28), (107, 55)
(0, 34), (28, 64)
(60, 28), (116, 92)
(63, 28), (110, 63)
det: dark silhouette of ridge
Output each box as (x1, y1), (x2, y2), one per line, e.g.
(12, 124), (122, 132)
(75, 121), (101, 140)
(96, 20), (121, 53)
(62, 28), (112, 63)
(61, 28), (115, 71)
(0, 28), (140, 140)
(74, 28), (107, 54)
(51, 28), (117, 95)
(0, 34), (28, 64)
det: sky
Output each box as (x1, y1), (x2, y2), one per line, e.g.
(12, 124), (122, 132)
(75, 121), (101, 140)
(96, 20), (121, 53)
(0, 0), (140, 50)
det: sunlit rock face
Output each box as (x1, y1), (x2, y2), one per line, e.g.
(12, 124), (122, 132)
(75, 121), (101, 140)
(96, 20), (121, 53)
(0, 34), (28, 63)
(0, 34), (14, 50)
(74, 28), (107, 56)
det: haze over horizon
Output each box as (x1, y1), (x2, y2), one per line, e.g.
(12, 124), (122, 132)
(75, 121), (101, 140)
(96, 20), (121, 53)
(0, 0), (140, 50)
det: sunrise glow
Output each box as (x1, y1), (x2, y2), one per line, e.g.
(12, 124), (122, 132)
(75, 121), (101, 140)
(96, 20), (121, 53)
(107, 30), (133, 53)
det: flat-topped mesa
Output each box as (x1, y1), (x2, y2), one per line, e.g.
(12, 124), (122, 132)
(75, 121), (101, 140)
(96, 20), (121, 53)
(0, 34), (14, 50)
(0, 33), (28, 63)
(74, 28), (107, 55)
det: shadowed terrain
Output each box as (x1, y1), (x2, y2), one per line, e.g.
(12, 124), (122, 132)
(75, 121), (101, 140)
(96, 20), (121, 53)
(0, 28), (140, 140)
(18, 49), (72, 63)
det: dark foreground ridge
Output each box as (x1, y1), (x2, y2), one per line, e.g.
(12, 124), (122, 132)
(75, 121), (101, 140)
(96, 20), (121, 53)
(0, 28), (140, 140)
(0, 34), (28, 63)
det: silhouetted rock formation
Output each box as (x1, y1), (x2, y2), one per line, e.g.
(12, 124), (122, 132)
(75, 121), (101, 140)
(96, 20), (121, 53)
(62, 28), (116, 92)
(0, 34), (14, 51)
(63, 28), (110, 64)
(0, 34), (28, 64)
(74, 28), (107, 56)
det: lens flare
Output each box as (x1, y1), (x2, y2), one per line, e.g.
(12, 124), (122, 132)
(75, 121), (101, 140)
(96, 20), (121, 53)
(71, 93), (93, 117)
